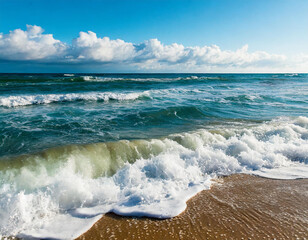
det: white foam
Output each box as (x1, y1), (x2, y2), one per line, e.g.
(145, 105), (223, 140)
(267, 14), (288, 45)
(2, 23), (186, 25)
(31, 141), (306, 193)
(81, 76), (124, 81)
(80, 76), (211, 82)
(249, 164), (308, 179)
(0, 88), (212, 107)
(0, 116), (308, 239)
(0, 91), (149, 107)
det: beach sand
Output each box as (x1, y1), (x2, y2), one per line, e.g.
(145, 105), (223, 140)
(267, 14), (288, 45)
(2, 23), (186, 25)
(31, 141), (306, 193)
(77, 174), (308, 240)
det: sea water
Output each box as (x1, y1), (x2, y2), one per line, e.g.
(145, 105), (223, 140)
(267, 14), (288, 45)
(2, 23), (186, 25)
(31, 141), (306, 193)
(0, 73), (307, 238)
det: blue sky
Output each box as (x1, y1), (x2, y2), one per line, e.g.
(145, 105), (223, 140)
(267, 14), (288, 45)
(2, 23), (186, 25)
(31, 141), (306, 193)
(0, 0), (307, 72)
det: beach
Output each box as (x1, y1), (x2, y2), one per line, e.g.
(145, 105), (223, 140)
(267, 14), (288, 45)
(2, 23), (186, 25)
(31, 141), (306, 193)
(1, 74), (308, 238)
(78, 174), (308, 240)
(1, 0), (308, 238)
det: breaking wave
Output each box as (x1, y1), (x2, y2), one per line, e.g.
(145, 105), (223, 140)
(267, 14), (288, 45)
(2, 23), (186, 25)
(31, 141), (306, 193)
(78, 75), (221, 82)
(0, 92), (150, 107)
(0, 116), (308, 239)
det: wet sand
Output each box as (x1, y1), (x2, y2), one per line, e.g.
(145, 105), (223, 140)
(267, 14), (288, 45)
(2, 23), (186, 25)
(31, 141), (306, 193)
(77, 174), (308, 240)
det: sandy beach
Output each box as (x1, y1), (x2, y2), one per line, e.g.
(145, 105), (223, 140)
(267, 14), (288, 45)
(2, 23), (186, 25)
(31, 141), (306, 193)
(77, 174), (308, 240)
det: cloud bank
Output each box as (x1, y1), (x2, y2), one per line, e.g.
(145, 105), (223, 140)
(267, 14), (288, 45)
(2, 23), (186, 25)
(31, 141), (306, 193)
(0, 25), (306, 72)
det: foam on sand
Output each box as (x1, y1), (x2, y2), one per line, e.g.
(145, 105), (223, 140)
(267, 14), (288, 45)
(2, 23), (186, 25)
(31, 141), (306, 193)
(0, 116), (308, 239)
(77, 174), (308, 240)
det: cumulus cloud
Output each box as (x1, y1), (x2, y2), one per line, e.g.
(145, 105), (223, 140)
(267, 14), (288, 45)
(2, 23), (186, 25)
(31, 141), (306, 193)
(0, 25), (66, 61)
(133, 41), (286, 68)
(71, 31), (136, 62)
(0, 25), (302, 72)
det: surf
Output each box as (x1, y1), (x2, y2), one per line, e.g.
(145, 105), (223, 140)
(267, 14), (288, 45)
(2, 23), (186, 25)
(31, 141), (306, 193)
(1, 116), (308, 239)
(0, 91), (150, 107)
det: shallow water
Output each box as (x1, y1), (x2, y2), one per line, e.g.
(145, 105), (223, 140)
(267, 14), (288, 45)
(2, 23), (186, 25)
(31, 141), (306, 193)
(77, 175), (308, 240)
(0, 73), (307, 239)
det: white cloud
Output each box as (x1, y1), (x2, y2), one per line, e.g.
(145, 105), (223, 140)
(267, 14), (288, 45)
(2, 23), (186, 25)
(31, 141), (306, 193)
(0, 25), (306, 72)
(134, 39), (187, 63)
(71, 31), (135, 62)
(0, 25), (67, 61)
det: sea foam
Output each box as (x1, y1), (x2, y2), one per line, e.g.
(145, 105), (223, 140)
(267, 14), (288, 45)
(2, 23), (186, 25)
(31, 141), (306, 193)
(0, 92), (149, 107)
(0, 117), (308, 239)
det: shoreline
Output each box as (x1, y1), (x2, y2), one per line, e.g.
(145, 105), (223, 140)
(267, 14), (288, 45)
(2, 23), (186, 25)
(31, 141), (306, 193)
(77, 174), (308, 239)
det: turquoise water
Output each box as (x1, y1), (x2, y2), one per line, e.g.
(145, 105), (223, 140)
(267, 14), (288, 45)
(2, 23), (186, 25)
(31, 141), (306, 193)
(0, 73), (308, 238)
(1, 73), (307, 158)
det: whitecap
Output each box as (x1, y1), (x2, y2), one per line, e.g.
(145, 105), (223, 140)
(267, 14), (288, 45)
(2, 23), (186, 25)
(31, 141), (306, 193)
(0, 91), (150, 107)
(1, 116), (308, 239)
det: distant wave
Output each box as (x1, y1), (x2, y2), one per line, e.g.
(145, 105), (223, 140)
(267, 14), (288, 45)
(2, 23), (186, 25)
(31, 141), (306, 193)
(0, 75), (213, 83)
(0, 91), (150, 107)
(77, 75), (221, 82)
(0, 87), (218, 108)
(81, 76), (124, 81)
(0, 88), (277, 108)
(0, 74), (305, 85)
(0, 75), (210, 84)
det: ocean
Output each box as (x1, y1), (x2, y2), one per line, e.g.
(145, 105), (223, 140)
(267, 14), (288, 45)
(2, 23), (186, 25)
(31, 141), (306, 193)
(0, 73), (307, 238)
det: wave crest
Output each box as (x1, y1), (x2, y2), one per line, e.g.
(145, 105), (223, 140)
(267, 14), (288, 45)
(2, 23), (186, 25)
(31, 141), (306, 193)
(1, 117), (308, 239)
(0, 91), (150, 107)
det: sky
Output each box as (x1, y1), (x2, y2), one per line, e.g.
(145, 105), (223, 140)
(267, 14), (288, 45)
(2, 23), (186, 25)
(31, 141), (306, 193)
(0, 0), (307, 73)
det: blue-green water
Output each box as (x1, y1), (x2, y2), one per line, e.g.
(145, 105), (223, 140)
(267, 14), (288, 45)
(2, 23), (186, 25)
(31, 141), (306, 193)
(1, 73), (307, 158)
(0, 73), (308, 238)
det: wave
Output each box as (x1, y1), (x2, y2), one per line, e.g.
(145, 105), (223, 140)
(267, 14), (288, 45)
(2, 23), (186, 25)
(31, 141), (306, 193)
(1, 74), (306, 85)
(76, 75), (222, 82)
(0, 87), (217, 108)
(0, 116), (308, 239)
(222, 94), (264, 103)
(81, 76), (124, 82)
(0, 89), (288, 108)
(284, 73), (300, 77)
(76, 74), (306, 83)
(0, 91), (150, 107)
